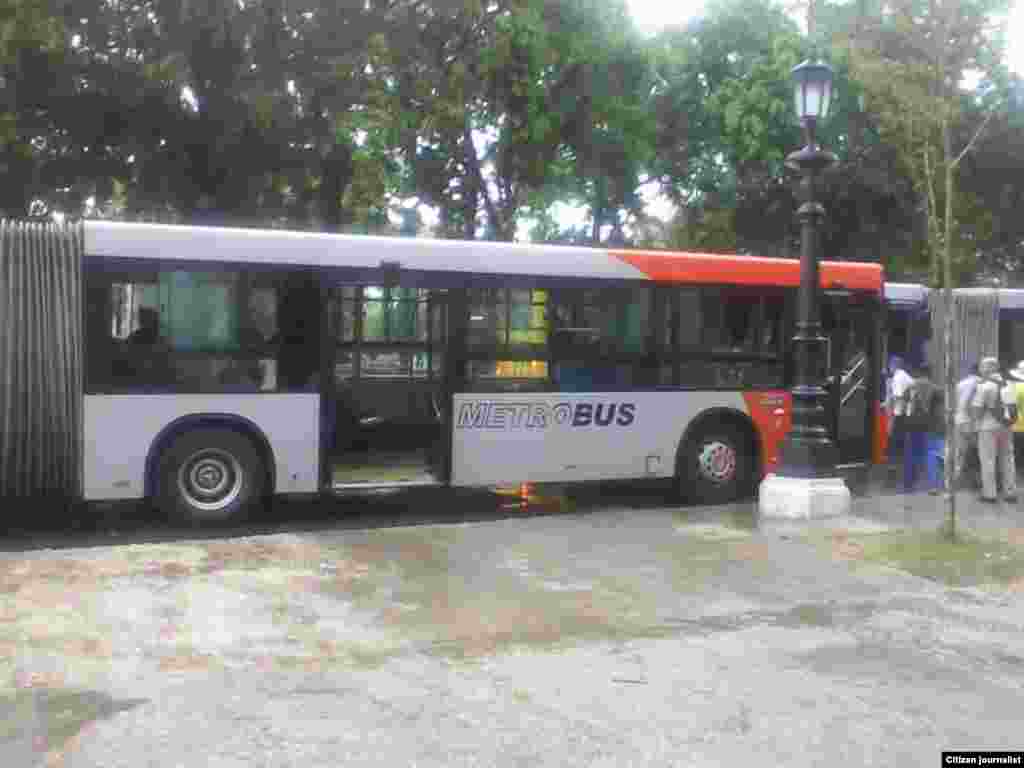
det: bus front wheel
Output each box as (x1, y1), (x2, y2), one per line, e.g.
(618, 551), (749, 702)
(677, 424), (753, 505)
(155, 429), (267, 525)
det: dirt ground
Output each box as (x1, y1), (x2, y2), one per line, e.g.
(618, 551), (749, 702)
(3, 488), (1024, 767)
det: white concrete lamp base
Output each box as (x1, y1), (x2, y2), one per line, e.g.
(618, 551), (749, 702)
(758, 473), (851, 520)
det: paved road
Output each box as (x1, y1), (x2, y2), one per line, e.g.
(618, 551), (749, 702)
(3, 485), (1024, 766)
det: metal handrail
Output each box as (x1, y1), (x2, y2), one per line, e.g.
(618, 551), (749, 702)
(841, 353), (866, 387)
(841, 376), (865, 407)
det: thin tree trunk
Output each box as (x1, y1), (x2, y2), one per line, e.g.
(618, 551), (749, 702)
(942, 111), (957, 540)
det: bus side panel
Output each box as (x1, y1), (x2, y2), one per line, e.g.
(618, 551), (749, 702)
(874, 403), (889, 464)
(740, 391), (791, 473)
(450, 391), (748, 486)
(83, 394), (319, 501)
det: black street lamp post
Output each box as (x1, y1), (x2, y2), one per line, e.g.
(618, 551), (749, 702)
(777, 60), (840, 479)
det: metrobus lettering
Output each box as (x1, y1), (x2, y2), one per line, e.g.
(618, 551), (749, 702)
(456, 401), (636, 429)
(456, 401), (489, 428)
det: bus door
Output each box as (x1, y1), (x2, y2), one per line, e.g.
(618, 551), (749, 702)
(824, 293), (877, 466)
(324, 280), (451, 489)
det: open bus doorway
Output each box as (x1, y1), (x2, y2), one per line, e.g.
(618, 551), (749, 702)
(823, 292), (881, 467)
(324, 282), (452, 490)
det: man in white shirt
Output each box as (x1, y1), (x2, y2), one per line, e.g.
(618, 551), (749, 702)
(954, 362), (980, 487)
(887, 356), (913, 445)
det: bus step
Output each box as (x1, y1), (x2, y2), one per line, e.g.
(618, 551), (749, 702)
(329, 478), (444, 494)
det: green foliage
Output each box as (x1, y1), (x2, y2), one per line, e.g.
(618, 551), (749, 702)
(844, 0), (1013, 283)
(0, 0), (1006, 277)
(667, 205), (738, 253)
(708, 35), (802, 175)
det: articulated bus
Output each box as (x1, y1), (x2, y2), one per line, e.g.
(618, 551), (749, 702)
(883, 282), (931, 366)
(75, 221), (887, 523)
(882, 282), (1024, 371)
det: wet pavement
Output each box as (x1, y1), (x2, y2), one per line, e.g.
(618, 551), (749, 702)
(3, 481), (1024, 766)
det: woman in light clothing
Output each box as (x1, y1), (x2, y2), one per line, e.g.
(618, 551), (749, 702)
(971, 357), (1016, 503)
(954, 362), (980, 488)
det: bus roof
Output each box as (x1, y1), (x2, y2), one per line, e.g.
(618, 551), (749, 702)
(956, 286), (1024, 310)
(84, 220), (884, 292)
(884, 282), (930, 307)
(883, 283), (1024, 311)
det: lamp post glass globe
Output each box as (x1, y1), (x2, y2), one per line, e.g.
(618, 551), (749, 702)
(791, 59), (834, 125)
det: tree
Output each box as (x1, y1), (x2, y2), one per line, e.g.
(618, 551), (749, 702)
(646, 0), (808, 256)
(846, 0), (1013, 537)
(845, 0), (1011, 283)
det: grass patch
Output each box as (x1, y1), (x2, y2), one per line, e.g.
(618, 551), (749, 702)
(0, 687), (146, 756)
(656, 534), (772, 591)
(785, 603), (834, 627)
(853, 530), (1024, 588)
(727, 506), (759, 531)
(345, 645), (398, 670)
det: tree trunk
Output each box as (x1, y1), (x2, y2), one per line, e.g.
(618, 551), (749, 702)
(942, 111), (957, 540)
(319, 143), (354, 233)
(462, 176), (478, 240)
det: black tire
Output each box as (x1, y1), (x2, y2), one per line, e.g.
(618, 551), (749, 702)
(154, 428), (267, 525)
(676, 423), (755, 505)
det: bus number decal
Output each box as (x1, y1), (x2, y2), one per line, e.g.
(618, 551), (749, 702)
(456, 401), (635, 430)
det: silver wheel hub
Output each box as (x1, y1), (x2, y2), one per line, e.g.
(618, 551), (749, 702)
(697, 440), (737, 485)
(177, 449), (243, 514)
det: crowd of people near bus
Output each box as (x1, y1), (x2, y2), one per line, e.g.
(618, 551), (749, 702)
(886, 355), (1024, 501)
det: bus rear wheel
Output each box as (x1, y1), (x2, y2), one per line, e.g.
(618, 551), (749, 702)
(155, 429), (266, 525)
(677, 424), (753, 505)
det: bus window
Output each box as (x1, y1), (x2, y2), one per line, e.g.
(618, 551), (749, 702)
(556, 286), (650, 356)
(761, 296), (784, 356)
(702, 290), (783, 359)
(87, 269), (286, 394)
(468, 287), (504, 347)
(702, 290), (754, 352)
(468, 287), (548, 351)
(362, 287), (429, 342)
(329, 286), (358, 343)
(468, 360), (549, 393)
(162, 271), (240, 351)
(676, 288), (702, 350)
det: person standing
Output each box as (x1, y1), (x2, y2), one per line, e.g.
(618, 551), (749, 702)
(887, 356), (913, 461)
(999, 365), (1020, 500)
(971, 357), (1017, 503)
(1008, 361), (1024, 464)
(954, 362), (981, 489)
(901, 361), (937, 493)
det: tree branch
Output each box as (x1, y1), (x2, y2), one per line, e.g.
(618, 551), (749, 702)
(951, 105), (996, 170)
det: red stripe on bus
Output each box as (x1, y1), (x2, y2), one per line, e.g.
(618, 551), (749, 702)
(609, 250), (883, 292)
(874, 404), (889, 464)
(741, 391), (792, 474)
